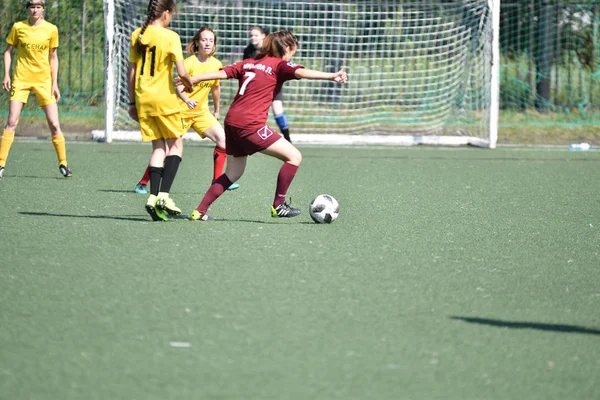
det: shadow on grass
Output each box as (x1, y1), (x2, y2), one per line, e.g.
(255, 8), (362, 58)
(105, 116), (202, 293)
(98, 189), (135, 193)
(216, 218), (314, 225)
(18, 211), (309, 224)
(19, 211), (148, 222)
(1, 175), (66, 180)
(451, 316), (600, 336)
(98, 189), (206, 195)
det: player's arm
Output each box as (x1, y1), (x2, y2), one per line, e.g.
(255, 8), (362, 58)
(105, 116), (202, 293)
(175, 81), (197, 110)
(175, 60), (193, 93)
(190, 70), (227, 85)
(49, 47), (61, 101)
(127, 61), (138, 121)
(2, 45), (13, 91)
(211, 84), (221, 119)
(295, 67), (347, 84)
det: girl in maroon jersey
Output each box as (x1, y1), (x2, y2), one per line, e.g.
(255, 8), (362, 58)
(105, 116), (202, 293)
(186, 30), (347, 221)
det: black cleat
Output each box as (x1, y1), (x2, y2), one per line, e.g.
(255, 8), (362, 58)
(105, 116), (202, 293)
(271, 202), (302, 218)
(59, 164), (72, 177)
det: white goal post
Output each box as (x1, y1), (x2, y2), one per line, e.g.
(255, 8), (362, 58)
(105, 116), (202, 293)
(98, 0), (499, 148)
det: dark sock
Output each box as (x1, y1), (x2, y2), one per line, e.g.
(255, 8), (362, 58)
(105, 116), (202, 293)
(273, 162), (298, 207)
(149, 166), (163, 196)
(160, 155), (182, 193)
(281, 128), (291, 143)
(197, 174), (232, 214)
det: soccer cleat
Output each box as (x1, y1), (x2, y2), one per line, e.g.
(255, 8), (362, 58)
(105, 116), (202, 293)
(156, 196), (181, 216)
(135, 183), (148, 194)
(0, 166), (4, 178)
(145, 195), (168, 221)
(271, 202), (302, 218)
(59, 164), (72, 177)
(189, 210), (213, 221)
(227, 183), (240, 191)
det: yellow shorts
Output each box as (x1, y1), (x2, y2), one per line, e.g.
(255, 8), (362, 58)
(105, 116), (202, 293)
(139, 113), (186, 142)
(10, 79), (56, 106)
(182, 108), (219, 139)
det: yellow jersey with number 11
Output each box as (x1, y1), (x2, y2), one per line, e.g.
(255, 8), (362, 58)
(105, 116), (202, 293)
(129, 25), (184, 117)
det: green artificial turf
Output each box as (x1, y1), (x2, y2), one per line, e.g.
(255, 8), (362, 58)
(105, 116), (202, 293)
(1, 141), (599, 399)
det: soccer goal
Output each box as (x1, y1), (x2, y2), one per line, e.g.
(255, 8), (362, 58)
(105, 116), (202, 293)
(98, 0), (499, 148)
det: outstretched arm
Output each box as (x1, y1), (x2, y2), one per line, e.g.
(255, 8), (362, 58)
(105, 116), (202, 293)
(295, 67), (347, 84)
(191, 70), (227, 85)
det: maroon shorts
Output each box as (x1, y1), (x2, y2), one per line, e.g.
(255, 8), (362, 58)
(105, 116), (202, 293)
(224, 124), (281, 157)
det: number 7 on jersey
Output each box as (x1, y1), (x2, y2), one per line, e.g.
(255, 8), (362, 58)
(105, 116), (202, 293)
(239, 72), (256, 95)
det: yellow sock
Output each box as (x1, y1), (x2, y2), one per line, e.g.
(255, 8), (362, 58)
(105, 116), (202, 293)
(0, 129), (15, 168)
(51, 133), (68, 166)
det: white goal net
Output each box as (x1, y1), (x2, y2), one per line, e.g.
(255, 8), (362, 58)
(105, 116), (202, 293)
(99, 0), (499, 147)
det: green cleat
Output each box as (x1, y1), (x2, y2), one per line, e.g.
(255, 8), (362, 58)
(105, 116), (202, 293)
(190, 210), (212, 221)
(156, 195), (181, 216)
(145, 194), (168, 221)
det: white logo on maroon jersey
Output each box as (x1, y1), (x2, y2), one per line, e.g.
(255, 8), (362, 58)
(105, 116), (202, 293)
(257, 126), (274, 140)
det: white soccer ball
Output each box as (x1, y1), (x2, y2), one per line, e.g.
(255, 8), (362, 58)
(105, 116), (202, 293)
(309, 194), (339, 223)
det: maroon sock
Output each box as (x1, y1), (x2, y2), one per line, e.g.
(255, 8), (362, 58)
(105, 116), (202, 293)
(139, 165), (150, 185)
(273, 162), (298, 207)
(197, 174), (232, 214)
(213, 146), (227, 181)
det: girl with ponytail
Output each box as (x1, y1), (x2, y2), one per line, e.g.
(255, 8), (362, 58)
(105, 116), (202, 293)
(127, 0), (194, 221)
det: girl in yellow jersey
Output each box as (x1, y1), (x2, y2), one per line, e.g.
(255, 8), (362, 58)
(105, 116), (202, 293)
(0, 0), (71, 178)
(134, 27), (239, 194)
(127, 0), (193, 221)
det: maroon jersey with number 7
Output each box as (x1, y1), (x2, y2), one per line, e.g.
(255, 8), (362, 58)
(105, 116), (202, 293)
(222, 56), (303, 130)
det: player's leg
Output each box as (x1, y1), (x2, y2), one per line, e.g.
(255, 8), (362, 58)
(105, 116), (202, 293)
(139, 116), (168, 221)
(261, 138), (302, 217)
(201, 123), (239, 190)
(39, 85), (71, 177)
(144, 138), (168, 221)
(154, 112), (185, 215)
(272, 94), (291, 143)
(0, 100), (24, 177)
(191, 155), (247, 221)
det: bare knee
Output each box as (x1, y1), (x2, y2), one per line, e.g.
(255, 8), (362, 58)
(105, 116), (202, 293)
(47, 120), (61, 135)
(287, 147), (302, 166)
(166, 138), (183, 157)
(5, 116), (19, 131)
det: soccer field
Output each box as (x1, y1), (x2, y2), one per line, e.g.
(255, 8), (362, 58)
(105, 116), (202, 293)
(1, 140), (599, 399)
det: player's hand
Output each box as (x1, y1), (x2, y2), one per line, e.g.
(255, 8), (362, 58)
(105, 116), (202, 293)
(175, 77), (194, 93)
(213, 111), (220, 120)
(52, 85), (61, 102)
(186, 99), (198, 110)
(333, 67), (347, 84)
(2, 77), (11, 92)
(128, 104), (139, 121)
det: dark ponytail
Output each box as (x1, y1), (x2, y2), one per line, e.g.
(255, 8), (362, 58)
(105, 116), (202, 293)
(135, 0), (177, 55)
